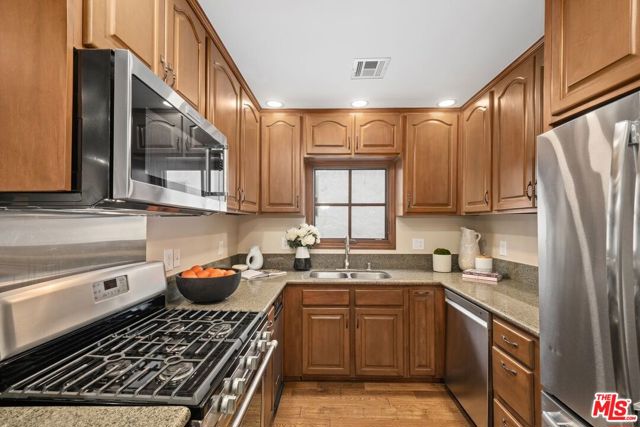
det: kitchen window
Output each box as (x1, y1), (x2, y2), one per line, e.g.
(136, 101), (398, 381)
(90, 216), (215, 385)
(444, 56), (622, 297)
(305, 160), (396, 249)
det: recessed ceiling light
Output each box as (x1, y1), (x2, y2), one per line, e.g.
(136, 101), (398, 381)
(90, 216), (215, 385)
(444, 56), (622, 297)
(351, 100), (368, 108)
(437, 99), (456, 108)
(266, 100), (284, 108)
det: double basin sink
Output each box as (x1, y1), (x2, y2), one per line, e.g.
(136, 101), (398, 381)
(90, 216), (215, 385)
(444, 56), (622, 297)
(308, 270), (392, 280)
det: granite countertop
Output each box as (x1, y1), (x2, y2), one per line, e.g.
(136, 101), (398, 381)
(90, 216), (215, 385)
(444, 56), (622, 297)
(0, 406), (190, 427)
(172, 269), (539, 336)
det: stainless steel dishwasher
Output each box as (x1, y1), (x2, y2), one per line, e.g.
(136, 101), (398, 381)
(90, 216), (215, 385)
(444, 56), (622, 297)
(445, 289), (491, 427)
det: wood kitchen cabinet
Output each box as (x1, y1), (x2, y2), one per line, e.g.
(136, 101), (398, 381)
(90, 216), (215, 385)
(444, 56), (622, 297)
(403, 112), (458, 214)
(261, 114), (303, 213)
(492, 49), (540, 211)
(408, 288), (443, 377)
(302, 307), (351, 376)
(83, 0), (166, 77)
(461, 92), (493, 213)
(239, 91), (260, 213)
(166, 0), (206, 113)
(207, 41), (241, 210)
(546, 0), (640, 125)
(262, 294), (284, 426)
(354, 112), (402, 154)
(305, 113), (353, 155)
(355, 308), (404, 377)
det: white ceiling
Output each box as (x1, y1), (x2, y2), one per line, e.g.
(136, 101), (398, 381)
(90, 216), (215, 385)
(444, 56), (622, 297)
(199, 1), (544, 109)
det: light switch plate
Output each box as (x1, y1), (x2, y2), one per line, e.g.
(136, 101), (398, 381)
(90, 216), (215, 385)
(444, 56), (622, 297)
(173, 249), (181, 268)
(412, 238), (425, 250)
(281, 237), (289, 250)
(499, 240), (507, 256)
(163, 248), (174, 271)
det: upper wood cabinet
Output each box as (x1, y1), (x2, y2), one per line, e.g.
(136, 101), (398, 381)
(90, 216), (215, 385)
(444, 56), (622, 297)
(0, 0), (75, 191)
(403, 112), (458, 214)
(166, 0), (206, 113)
(355, 308), (404, 377)
(261, 114), (303, 213)
(354, 113), (402, 154)
(492, 51), (539, 211)
(547, 0), (640, 123)
(239, 91), (260, 213)
(302, 307), (351, 376)
(207, 41), (241, 210)
(83, 0), (166, 77)
(461, 92), (493, 213)
(305, 113), (353, 155)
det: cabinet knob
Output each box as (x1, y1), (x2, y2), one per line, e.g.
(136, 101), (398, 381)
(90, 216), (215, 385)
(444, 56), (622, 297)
(526, 181), (533, 200)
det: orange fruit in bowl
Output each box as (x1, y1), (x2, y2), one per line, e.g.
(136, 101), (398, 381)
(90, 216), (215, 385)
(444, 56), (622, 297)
(209, 270), (224, 278)
(191, 265), (204, 273)
(181, 270), (197, 279)
(204, 267), (215, 274)
(223, 270), (235, 276)
(196, 270), (210, 278)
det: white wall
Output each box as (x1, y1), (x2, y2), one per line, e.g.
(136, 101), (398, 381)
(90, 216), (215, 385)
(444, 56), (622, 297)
(468, 214), (538, 266)
(146, 215), (239, 276)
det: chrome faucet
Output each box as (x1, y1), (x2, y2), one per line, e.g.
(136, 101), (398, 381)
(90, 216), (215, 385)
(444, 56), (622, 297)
(343, 235), (350, 270)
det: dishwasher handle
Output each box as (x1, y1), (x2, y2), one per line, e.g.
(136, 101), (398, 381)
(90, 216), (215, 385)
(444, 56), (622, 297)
(445, 298), (489, 329)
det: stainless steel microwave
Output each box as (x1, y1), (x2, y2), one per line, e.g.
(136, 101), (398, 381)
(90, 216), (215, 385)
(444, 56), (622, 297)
(0, 49), (228, 215)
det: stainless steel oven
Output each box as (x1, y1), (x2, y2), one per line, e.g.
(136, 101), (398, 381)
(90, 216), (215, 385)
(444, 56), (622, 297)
(0, 49), (228, 215)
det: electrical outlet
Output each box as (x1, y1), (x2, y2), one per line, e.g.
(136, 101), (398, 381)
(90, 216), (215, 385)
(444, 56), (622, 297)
(173, 249), (181, 268)
(281, 237), (289, 250)
(412, 238), (425, 250)
(217, 240), (225, 256)
(499, 240), (507, 256)
(163, 248), (174, 271)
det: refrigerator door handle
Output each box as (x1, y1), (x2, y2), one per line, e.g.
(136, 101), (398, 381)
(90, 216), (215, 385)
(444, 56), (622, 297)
(607, 120), (633, 399)
(542, 410), (583, 427)
(631, 121), (640, 421)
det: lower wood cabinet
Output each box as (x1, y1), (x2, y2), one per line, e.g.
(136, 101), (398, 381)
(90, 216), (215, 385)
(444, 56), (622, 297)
(355, 308), (404, 377)
(284, 285), (444, 380)
(301, 307), (351, 376)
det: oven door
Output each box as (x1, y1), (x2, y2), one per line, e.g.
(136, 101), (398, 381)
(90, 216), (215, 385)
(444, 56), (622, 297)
(111, 49), (228, 213)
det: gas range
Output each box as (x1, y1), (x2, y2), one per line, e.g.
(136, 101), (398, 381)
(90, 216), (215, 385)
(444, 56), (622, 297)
(0, 262), (277, 427)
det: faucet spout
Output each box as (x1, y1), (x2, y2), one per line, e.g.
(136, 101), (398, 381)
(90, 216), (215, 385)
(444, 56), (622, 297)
(344, 236), (350, 270)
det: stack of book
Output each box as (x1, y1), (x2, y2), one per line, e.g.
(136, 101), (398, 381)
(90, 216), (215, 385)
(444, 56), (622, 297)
(462, 269), (503, 283)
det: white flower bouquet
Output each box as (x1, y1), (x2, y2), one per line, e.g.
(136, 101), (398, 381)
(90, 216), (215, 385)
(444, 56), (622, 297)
(285, 223), (320, 248)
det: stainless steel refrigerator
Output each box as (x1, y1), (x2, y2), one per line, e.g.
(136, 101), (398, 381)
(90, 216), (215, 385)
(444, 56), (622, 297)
(538, 92), (640, 426)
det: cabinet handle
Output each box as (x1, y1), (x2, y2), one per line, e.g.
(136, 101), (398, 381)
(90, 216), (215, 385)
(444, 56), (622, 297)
(526, 181), (533, 200)
(414, 290), (431, 296)
(356, 135), (359, 150)
(347, 136), (351, 150)
(501, 335), (519, 348)
(346, 317), (349, 329)
(296, 195), (299, 208)
(356, 317), (359, 329)
(407, 194), (412, 209)
(484, 191), (489, 205)
(160, 55), (169, 82)
(500, 361), (518, 376)
(501, 418), (508, 427)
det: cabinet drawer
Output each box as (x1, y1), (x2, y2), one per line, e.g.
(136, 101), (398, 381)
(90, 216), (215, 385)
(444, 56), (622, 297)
(494, 398), (524, 427)
(355, 289), (404, 306)
(302, 289), (350, 306)
(493, 319), (536, 369)
(492, 347), (534, 425)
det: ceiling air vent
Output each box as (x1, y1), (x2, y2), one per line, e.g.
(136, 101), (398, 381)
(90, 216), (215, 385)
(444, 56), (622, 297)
(351, 58), (390, 79)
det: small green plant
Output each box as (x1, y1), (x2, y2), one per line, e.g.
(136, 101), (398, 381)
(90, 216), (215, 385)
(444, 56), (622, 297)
(433, 248), (451, 255)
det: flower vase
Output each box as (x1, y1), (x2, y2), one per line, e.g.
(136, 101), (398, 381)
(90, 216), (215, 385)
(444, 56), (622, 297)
(294, 246), (312, 271)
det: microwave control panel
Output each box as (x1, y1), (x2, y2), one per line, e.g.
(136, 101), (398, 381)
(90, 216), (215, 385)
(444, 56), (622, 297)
(92, 275), (130, 302)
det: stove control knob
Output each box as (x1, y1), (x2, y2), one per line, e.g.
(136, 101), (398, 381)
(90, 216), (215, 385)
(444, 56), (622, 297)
(246, 355), (260, 370)
(220, 394), (237, 415)
(231, 377), (246, 394)
(261, 331), (273, 341)
(222, 378), (232, 394)
(257, 340), (268, 352)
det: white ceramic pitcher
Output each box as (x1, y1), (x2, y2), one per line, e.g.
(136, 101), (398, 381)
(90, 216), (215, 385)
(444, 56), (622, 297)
(458, 227), (481, 271)
(246, 246), (264, 270)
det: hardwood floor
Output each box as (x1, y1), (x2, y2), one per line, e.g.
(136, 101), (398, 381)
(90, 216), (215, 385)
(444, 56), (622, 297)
(272, 382), (470, 427)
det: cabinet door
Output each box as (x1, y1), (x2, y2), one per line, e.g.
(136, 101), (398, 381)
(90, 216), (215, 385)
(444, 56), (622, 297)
(354, 113), (401, 154)
(404, 112), (458, 213)
(461, 93), (492, 213)
(0, 0), (73, 191)
(302, 307), (350, 376)
(83, 0), (166, 77)
(408, 289), (436, 376)
(272, 307), (284, 411)
(355, 308), (404, 377)
(166, 0), (206, 113)
(493, 56), (536, 211)
(305, 113), (353, 155)
(207, 41), (241, 210)
(261, 114), (302, 213)
(239, 91), (260, 213)
(549, 0), (640, 117)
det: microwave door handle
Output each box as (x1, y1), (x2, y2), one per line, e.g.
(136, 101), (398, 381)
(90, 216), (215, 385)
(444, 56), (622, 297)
(631, 121), (640, 415)
(607, 120), (633, 399)
(204, 147), (211, 195)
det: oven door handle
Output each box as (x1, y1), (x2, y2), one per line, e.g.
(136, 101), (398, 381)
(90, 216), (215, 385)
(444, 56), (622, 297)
(229, 340), (278, 427)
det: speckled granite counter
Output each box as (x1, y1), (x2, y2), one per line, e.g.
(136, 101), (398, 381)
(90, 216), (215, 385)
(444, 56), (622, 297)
(171, 270), (539, 336)
(0, 406), (190, 427)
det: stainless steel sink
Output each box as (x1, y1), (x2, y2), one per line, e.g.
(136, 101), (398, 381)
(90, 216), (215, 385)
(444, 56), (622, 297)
(308, 270), (391, 280)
